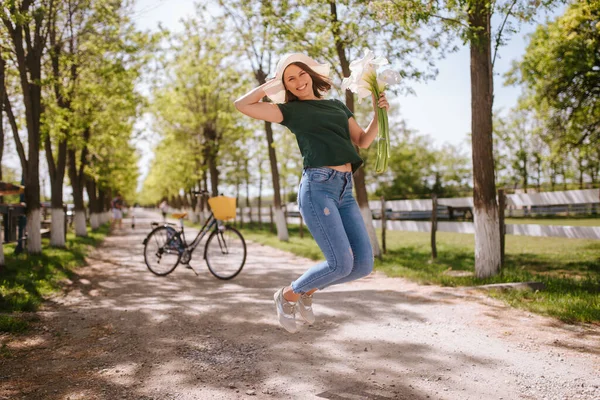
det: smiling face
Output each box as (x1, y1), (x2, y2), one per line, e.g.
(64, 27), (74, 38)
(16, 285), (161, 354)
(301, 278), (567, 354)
(283, 64), (317, 101)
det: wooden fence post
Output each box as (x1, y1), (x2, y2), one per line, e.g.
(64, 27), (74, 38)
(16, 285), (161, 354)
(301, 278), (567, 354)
(498, 189), (506, 267)
(269, 205), (274, 233)
(431, 194), (437, 259)
(380, 196), (386, 256)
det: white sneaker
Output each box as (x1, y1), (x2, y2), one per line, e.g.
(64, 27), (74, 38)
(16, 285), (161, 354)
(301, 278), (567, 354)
(297, 293), (315, 325)
(273, 288), (297, 333)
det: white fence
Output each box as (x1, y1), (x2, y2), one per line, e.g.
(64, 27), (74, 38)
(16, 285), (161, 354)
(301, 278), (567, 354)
(234, 189), (600, 240)
(371, 220), (600, 240)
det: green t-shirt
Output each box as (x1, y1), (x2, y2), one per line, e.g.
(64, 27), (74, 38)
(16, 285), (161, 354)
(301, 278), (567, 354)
(277, 99), (363, 173)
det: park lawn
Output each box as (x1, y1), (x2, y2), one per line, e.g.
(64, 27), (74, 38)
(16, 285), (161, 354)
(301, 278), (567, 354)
(0, 226), (108, 333)
(240, 223), (599, 324)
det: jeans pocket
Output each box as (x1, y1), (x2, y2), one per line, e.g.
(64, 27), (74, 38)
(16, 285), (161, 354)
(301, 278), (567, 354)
(308, 169), (333, 183)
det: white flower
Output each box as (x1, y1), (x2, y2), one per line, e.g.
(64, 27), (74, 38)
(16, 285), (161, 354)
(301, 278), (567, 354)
(341, 49), (401, 173)
(378, 69), (401, 86)
(342, 49), (389, 101)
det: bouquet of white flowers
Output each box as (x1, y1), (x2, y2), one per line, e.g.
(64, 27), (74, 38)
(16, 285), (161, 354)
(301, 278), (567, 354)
(341, 49), (400, 173)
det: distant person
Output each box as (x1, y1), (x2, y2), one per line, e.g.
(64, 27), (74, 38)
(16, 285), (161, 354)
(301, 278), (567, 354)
(159, 199), (169, 221)
(111, 194), (124, 230)
(234, 53), (389, 333)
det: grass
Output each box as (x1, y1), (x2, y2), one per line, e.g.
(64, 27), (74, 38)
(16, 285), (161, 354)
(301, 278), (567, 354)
(0, 226), (108, 333)
(238, 222), (600, 324)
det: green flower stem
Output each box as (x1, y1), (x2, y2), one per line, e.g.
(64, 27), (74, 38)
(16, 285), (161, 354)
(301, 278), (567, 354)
(367, 73), (389, 173)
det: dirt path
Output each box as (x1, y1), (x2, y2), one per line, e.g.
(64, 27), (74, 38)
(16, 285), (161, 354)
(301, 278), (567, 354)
(1, 210), (599, 400)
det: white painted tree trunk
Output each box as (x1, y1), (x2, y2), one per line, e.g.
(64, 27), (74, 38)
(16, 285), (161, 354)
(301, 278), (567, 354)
(274, 208), (289, 241)
(26, 209), (42, 254)
(90, 213), (100, 230)
(74, 212), (87, 237)
(474, 205), (501, 278)
(360, 206), (381, 258)
(50, 208), (66, 247)
(0, 226), (4, 267)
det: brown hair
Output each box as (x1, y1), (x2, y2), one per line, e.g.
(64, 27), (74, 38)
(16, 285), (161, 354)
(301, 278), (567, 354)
(283, 62), (332, 103)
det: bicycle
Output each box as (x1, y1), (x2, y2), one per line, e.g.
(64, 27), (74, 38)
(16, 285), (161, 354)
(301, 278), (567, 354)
(142, 191), (247, 279)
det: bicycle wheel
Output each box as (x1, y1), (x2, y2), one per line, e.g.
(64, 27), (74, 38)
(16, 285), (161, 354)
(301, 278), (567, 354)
(204, 226), (247, 280)
(143, 226), (183, 276)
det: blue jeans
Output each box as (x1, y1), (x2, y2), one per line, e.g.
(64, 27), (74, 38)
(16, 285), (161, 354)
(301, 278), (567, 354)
(291, 167), (374, 294)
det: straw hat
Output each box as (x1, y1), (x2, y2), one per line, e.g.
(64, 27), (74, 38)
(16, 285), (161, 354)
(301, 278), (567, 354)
(263, 53), (331, 103)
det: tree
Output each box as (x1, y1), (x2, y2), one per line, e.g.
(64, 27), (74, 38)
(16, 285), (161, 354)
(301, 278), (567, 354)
(1, 0), (55, 253)
(0, 54), (5, 266)
(370, 0), (560, 277)
(264, 0), (447, 257)
(218, 0), (290, 241)
(144, 13), (243, 213)
(494, 107), (537, 192)
(507, 1), (599, 150)
(63, 0), (147, 236)
(0, 54), (5, 187)
(42, 0), (79, 246)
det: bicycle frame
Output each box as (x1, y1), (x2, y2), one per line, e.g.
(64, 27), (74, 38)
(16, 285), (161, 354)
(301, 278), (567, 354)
(178, 212), (223, 254)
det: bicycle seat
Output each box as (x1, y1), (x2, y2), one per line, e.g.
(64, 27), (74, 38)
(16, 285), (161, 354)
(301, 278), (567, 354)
(171, 213), (188, 219)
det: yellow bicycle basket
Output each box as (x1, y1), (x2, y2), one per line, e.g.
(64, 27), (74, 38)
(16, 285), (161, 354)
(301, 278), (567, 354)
(208, 196), (237, 221)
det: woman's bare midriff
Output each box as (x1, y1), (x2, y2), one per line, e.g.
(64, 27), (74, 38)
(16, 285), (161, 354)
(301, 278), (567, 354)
(326, 163), (352, 173)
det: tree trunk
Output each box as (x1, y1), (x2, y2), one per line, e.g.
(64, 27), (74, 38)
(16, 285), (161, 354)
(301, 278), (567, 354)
(265, 107), (288, 241)
(98, 188), (108, 225)
(203, 126), (220, 197)
(46, 135), (67, 247)
(68, 139), (88, 237)
(330, 0), (381, 258)
(578, 156), (584, 189)
(245, 158), (252, 223)
(4, 7), (45, 254)
(86, 178), (100, 230)
(258, 160), (263, 227)
(254, 67), (288, 240)
(0, 227), (4, 267)
(46, 13), (72, 247)
(469, 0), (501, 278)
(0, 56), (5, 198)
(523, 157), (528, 193)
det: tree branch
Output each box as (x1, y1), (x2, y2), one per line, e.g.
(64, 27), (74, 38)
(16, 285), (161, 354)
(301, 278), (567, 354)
(3, 90), (28, 176)
(492, 0), (518, 69)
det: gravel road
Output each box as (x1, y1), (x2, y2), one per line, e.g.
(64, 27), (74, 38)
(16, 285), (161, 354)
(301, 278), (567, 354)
(1, 209), (598, 400)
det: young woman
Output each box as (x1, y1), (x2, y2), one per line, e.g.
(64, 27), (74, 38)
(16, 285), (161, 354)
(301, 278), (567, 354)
(234, 53), (389, 333)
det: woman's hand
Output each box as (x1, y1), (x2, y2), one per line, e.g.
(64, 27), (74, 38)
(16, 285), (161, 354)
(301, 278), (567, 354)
(372, 92), (390, 112)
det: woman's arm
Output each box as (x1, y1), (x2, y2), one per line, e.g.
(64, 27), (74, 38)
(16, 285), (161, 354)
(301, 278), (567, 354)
(234, 81), (284, 123)
(349, 92), (390, 148)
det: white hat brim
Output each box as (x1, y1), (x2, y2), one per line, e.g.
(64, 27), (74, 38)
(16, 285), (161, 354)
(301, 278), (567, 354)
(264, 54), (330, 103)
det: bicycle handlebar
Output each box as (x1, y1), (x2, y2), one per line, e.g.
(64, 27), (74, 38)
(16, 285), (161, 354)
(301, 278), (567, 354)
(191, 190), (226, 197)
